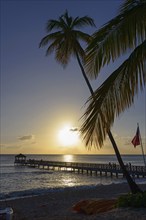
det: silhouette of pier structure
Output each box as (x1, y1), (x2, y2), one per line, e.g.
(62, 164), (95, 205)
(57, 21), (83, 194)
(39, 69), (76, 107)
(14, 154), (146, 179)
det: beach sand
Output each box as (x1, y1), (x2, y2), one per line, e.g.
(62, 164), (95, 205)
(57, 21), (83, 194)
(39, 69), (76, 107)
(0, 183), (146, 220)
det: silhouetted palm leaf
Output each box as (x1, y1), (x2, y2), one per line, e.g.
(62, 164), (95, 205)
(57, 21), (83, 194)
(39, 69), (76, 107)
(81, 0), (146, 149)
(86, 0), (146, 78)
(81, 40), (146, 148)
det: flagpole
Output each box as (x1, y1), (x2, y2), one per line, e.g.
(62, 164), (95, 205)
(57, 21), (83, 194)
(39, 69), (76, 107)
(138, 123), (146, 167)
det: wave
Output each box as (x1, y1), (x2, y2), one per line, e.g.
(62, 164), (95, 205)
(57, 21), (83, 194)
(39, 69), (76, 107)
(0, 165), (14, 168)
(1, 178), (145, 202)
(1, 170), (53, 176)
(0, 183), (115, 201)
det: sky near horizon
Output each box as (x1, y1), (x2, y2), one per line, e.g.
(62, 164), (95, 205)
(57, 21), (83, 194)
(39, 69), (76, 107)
(1, 0), (146, 155)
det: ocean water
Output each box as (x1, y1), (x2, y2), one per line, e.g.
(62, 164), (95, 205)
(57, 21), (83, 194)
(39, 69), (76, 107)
(0, 154), (146, 200)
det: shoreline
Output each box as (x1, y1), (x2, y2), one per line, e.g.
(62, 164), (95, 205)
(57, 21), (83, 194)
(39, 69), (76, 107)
(0, 183), (146, 220)
(0, 181), (127, 202)
(1, 179), (146, 202)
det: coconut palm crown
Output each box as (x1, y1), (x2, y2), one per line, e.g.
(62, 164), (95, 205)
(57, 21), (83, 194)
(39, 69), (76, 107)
(39, 10), (95, 66)
(81, 0), (146, 148)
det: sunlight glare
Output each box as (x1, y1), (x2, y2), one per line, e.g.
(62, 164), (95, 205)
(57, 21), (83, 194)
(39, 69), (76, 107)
(58, 125), (79, 147)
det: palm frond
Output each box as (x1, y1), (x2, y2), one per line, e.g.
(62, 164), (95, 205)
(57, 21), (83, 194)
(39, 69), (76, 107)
(46, 20), (63, 32)
(73, 30), (92, 43)
(72, 16), (96, 28)
(55, 40), (72, 66)
(119, 0), (146, 14)
(81, 40), (146, 148)
(39, 31), (62, 48)
(85, 0), (146, 78)
(45, 37), (63, 57)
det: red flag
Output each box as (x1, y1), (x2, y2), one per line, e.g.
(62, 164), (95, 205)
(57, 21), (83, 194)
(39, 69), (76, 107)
(131, 126), (140, 147)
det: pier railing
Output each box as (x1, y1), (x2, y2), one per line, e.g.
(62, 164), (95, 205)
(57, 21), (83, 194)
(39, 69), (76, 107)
(14, 159), (146, 178)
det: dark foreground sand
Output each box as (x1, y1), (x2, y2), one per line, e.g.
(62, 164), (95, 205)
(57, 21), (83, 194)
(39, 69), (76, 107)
(0, 183), (146, 220)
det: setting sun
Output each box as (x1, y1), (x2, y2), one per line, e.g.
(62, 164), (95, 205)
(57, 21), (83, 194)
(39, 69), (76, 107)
(58, 125), (79, 147)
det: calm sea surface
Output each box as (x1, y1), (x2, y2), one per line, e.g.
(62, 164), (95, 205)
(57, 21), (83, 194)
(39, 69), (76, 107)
(0, 154), (146, 200)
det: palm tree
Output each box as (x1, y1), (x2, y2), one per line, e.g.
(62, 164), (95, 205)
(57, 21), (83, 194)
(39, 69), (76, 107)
(39, 10), (95, 95)
(81, 0), (146, 193)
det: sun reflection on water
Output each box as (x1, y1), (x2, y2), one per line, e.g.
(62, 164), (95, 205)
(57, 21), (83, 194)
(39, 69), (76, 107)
(63, 154), (74, 162)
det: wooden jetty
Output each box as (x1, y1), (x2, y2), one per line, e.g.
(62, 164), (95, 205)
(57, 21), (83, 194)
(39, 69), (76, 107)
(14, 154), (146, 178)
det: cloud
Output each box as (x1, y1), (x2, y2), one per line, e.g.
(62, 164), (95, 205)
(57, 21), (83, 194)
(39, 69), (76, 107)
(18, 135), (35, 141)
(70, 127), (78, 132)
(0, 135), (37, 151)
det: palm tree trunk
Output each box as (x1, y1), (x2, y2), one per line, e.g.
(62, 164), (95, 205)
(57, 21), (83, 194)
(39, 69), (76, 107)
(108, 130), (142, 193)
(76, 53), (94, 96)
(76, 53), (142, 194)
